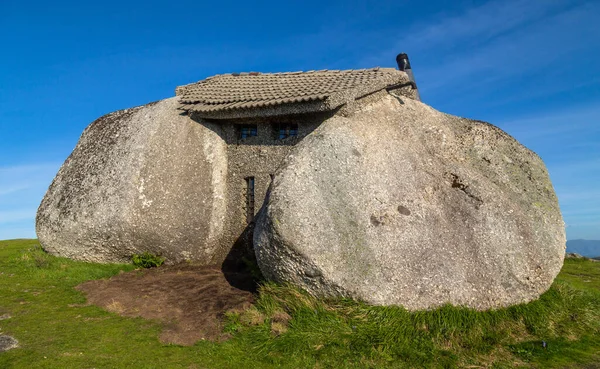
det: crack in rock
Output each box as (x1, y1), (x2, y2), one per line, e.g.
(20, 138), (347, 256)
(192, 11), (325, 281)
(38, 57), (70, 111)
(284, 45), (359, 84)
(447, 173), (483, 207)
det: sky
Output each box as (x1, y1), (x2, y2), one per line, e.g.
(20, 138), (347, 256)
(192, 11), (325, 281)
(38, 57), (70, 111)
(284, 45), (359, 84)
(0, 0), (598, 241)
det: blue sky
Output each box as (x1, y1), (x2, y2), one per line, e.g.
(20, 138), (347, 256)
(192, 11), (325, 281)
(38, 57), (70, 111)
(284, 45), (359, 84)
(0, 0), (598, 240)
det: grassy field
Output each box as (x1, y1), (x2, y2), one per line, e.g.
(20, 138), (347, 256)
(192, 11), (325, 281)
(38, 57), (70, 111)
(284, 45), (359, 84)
(1, 239), (599, 368)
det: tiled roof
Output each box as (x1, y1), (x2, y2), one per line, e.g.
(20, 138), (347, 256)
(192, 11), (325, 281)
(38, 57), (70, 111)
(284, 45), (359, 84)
(176, 68), (409, 119)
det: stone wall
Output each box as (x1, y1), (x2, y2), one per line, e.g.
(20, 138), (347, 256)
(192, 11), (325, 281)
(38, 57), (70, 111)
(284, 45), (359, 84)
(191, 113), (328, 263)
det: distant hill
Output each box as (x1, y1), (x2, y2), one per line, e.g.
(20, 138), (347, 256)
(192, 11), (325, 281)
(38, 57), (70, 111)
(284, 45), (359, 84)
(566, 239), (600, 258)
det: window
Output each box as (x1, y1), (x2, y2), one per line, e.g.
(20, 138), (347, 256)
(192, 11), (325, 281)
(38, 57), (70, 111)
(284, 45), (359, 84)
(277, 123), (299, 139)
(239, 124), (258, 139)
(245, 177), (255, 223)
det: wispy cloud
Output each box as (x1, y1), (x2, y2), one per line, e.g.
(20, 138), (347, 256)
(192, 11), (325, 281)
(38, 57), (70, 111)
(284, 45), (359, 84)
(397, 0), (570, 54)
(356, 0), (597, 112)
(0, 184), (30, 197)
(0, 163), (61, 176)
(0, 209), (38, 224)
(550, 158), (600, 179)
(549, 156), (600, 238)
(0, 163), (60, 205)
(499, 103), (600, 140)
(562, 207), (600, 217)
(419, 2), (597, 96)
(0, 162), (61, 239)
(0, 227), (37, 240)
(0, 163), (60, 188)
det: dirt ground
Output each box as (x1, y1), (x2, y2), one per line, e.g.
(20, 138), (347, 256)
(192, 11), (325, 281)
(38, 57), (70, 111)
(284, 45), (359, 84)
(76, 263), (256, 346)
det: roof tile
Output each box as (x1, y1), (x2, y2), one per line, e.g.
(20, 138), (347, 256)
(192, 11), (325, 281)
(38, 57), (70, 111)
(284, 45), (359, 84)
(177, 68), (408, 118)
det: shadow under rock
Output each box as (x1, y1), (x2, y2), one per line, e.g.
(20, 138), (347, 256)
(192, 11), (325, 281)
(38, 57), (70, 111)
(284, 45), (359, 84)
(220, 222), (261, 293)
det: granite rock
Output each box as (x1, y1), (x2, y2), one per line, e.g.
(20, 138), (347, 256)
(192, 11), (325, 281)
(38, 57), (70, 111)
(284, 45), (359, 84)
(0, 335), (18, 352)
(36, 98), (228, 264)
(254, 94), (566, 310)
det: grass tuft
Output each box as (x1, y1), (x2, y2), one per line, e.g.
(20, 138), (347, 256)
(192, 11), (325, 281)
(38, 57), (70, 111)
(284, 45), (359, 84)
(131, 251), (165, 268)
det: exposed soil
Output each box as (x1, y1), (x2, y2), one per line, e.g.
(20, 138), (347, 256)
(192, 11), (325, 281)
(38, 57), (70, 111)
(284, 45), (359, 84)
(76, 263), (256, 346)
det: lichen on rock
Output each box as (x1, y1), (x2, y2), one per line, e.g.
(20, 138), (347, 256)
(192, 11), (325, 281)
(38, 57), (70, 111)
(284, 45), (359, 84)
(254, 94), (566, 310)
(36, 98), (228, 264)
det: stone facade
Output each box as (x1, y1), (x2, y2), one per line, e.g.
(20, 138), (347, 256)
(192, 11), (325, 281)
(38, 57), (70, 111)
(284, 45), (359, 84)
(190, 113), (329, 263)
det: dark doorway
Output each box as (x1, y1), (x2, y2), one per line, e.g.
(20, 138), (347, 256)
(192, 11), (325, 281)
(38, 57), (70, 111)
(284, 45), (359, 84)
(245, 177), (255, 223)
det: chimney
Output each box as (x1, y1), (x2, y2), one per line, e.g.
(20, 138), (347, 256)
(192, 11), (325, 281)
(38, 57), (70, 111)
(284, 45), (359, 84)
(396, 53), (421, 101)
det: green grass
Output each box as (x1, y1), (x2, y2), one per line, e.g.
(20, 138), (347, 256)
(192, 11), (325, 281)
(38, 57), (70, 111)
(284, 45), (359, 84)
(131, 251), (165, 268)
(1, 239), (599, 368)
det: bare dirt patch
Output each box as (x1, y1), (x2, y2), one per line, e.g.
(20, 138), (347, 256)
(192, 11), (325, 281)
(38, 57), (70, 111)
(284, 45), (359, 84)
(76, 264), (255, 346)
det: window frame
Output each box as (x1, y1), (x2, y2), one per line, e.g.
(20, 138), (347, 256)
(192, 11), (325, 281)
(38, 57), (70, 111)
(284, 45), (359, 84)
(238, 124), (258, 140)
(276, 123), (299, 140)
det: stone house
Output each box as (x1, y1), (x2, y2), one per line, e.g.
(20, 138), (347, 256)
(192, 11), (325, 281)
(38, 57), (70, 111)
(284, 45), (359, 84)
(37, 54), (566, 310)
(36, 56), (430, 267)
(175, 67), (418, 255)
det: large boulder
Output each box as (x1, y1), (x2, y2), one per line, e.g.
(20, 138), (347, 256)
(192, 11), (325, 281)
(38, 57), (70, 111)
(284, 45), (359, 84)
(254, 94), (566, 310)
(36, 98), (228, 264)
